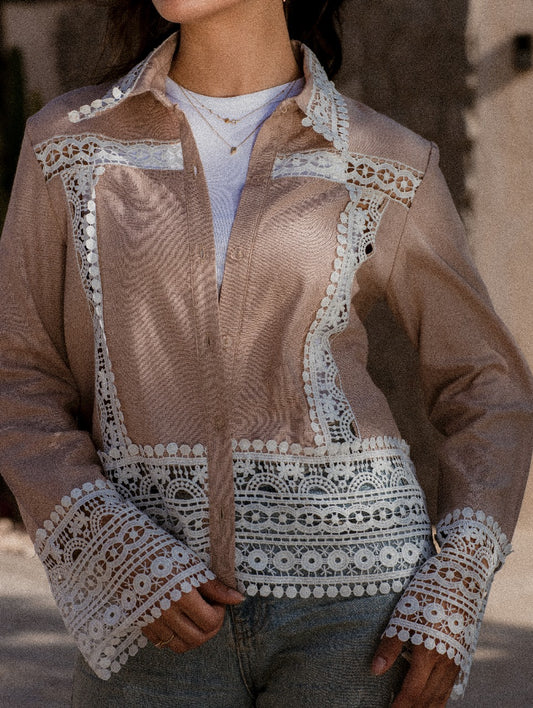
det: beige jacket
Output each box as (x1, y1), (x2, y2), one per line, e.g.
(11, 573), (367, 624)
(1, 34), (532, 695)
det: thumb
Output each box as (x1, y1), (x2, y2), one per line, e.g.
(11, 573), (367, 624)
(199, 578), (245, 605)
(371, 635), (404, 676)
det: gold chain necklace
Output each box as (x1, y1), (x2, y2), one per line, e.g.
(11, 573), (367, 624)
(177, 81), (296, 155)
(180, 81), (295, 125)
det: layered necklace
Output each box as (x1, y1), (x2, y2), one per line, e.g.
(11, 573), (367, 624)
(177, 80), (297, 155)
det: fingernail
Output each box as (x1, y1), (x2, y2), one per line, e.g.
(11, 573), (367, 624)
(371, 656), (387, 676)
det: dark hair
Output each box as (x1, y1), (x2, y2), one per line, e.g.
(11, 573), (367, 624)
(99, 0), (345, 82)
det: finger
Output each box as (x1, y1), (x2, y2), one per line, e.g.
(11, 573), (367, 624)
(163, 634), (193, 654)
(142, 622), (191, 653)
(391, 645), (438, 708)
(161, 606), (222, 646)
(199, 578), (245, 605)
(168, 611), (213, 647)
(176, 589), (227, 633)
(418, 656), (460, 707)
(371, 635), (404, 676)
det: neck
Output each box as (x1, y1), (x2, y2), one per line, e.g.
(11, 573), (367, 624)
(168, 2), (301, 97)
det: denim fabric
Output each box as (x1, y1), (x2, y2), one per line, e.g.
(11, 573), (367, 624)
(72, 591), (408, 707)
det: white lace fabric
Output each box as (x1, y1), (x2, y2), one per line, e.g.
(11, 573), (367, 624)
(383, 508), (511, 699)
(34, 478), (215, 679)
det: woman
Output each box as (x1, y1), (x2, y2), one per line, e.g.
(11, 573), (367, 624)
(1, 1), (532, 706)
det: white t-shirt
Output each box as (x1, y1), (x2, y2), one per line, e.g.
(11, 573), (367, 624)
(165, 76), (304, 290)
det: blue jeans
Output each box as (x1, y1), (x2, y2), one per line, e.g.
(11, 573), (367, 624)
(72, 591), (408, 707)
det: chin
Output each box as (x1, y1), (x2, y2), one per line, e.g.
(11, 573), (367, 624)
(152, 0), (244, 25)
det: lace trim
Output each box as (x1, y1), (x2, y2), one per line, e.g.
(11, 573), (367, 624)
(273, 150), (422, 208)
(304, 188), (386, 446)
(34, 135), (184, 450)
(35, 135), (184, 181)
(100, 445), (211, 565)
(301, 48), (349, 154)
(383, 508), (511, 699)
(67, 52), (153, 123)
(34, 479), (214, 679)
(100, 437), (433, 600)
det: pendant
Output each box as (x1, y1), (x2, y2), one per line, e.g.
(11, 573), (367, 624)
(230, 146), (237, 155)
(224, 118), (237, 125)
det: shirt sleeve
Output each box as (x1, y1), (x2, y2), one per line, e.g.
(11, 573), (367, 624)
(381, 143), (533, 698)
(0, 126), (214, 679)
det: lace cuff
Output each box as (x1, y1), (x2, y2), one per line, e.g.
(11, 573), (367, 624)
(383, 508), (511, 699)
(34, 478), (215, 679)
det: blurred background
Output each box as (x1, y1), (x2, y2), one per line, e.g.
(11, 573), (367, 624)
(0, 0), (532, 705)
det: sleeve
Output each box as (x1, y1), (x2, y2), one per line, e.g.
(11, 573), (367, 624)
(380, 143), (533, 698)
(0, 125), (215, 679)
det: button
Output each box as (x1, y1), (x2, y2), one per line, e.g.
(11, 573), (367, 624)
(196, 246), (207, 259)
(229, 247), (245, 262)
(221, 335), (233, 350)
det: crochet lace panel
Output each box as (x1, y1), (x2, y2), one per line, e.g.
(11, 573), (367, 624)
(273, 150), (423, 208)
(36, 135), (184, 182)
(100, 437), (434, 600)
(34, 478), (214, 679)
(384, 508), (511, 700)
(304, 188), (387, 445)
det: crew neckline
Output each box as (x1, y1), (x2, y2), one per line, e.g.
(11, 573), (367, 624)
(165, 76), (305, 105)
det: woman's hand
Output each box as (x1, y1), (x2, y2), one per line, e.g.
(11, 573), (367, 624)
(142, 578), (245, 652)
(372, 635), (460, 707)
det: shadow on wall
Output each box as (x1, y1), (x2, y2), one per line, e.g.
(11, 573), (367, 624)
(54, 4), (110, 91)
(476, 35), (532, 99)
(338, 0), (472, 210)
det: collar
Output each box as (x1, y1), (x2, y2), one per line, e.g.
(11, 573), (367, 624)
(68, 33), (349, 155)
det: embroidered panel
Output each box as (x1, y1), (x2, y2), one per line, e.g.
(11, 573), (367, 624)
(232, 438), (433, 598)
(273, 150), (423, 208)
(34, 479), (214, 679)
(34, 135), (184, 450)
(384, 508), (511, 699)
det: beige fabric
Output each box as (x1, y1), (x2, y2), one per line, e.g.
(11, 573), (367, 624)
(1, 34), (532, 687)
